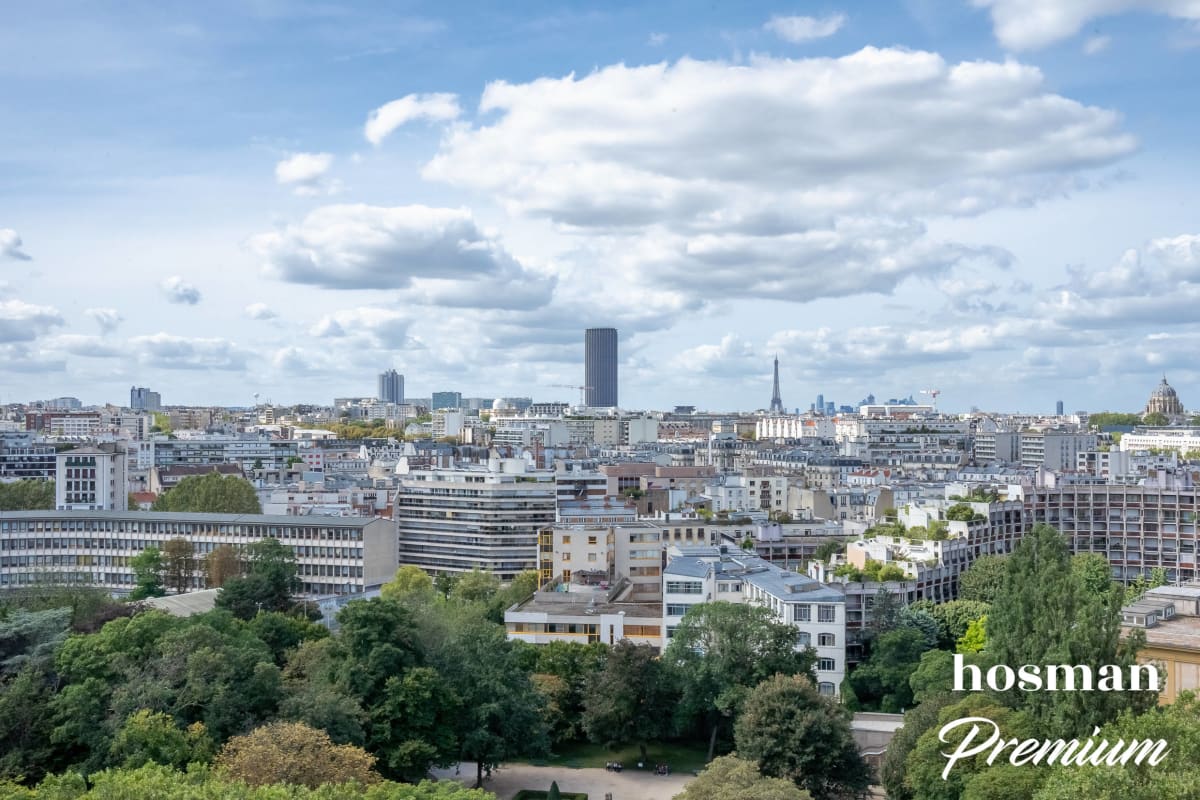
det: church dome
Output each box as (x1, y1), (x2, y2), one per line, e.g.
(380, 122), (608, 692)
(1145, 376), (1184, 417)
(1152, 377), (1178, 399)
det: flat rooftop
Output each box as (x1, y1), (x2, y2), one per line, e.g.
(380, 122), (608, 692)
(514, 596), (663, 619)
(1128, 616), (1200, 651)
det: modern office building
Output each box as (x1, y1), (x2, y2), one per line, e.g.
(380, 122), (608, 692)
(378, 369), (404, 405)
(130, 387), (162, 412)
(394, 457), (556, 580)
(431, 391), (462, 410)
(0, 511), (397, 596)
(584, 327), (618, 408)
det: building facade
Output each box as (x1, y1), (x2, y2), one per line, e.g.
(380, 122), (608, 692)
(130, 386), (162, 412)
(584, 327), (619, 408)
(378, 370), (404, 405)
(0, 511), (396, 596)
(394, 457), (556, 580)
(55, 446), (127, 511)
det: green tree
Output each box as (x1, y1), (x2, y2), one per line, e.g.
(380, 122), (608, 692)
(958, 555), (1008, 603)
(1071, 553), (1115, 595)
(0, 480), (54, 510)
(1033, 693), (1200, 800)
(547, 780), (561, 800)
(880, 692), (957, 800)
(151, 472), (261, 514)
(161, 538), (197, 595)
(674, 755), (812, 800)
(380, 566), (435, 602)
(848, 627), (929, 712)
(432, 614), (548, 787)
(129, 547), (166, 600)
(665, 602), (816, 761)
(450, 569), (500, 604)
(987, 524), (1156, 738)
(1142, 411), (1170, 426)
(734, 674), (869, 800)
(946, 502), (981, 522)
(812, 541), (843, 563)
(581, 640), (676, 763)
(866, 587), (903, 637)
(956, 615), (987, 653)
(904, 694), (1038, 800)
(925, 600), (990, 648)
(215, 538), (300, 619)
(108, 710), (214, 769)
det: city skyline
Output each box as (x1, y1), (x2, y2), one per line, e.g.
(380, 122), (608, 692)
(3, 2), (1200, 411)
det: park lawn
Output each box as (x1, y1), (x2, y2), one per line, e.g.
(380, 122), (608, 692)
(521, 740), (708, 774)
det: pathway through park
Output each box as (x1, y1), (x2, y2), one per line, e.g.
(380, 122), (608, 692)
(431, 762), (694, 800)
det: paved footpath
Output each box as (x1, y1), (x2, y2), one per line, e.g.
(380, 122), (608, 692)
(431, 762), (694, 800)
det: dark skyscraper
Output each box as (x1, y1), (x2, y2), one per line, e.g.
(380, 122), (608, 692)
(378, 369), (404, 405)
(584, 328), (618, 407)
(770, 356), (784, 414)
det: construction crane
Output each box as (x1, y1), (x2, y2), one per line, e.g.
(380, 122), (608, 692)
(549, 384), (593, 407)
(920, 388), (941, 411)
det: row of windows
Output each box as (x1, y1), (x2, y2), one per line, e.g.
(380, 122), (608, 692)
(0, 520), (367, 540)
(793, 604), (839, 623)
(665, 581), (703, 594)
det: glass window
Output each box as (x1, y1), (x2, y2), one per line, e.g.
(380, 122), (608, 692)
(793, 604), (811, 622)
(818, 658), (836, 671)
(818, 604), (837, 623)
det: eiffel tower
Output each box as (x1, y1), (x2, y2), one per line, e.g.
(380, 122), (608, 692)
(769, 355), (784, 414)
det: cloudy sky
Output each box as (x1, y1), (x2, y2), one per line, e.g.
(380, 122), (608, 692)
(3, 0), (1200, 413)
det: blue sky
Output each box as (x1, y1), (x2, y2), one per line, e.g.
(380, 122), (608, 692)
(3, 0), (1200, 413)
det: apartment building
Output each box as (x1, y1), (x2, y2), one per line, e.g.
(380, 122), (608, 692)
(1120, 428), (1200, 458)
(0, 433), (56, 480)
(0, 510), (396, 596)
(1028, 480), (1200, 583)
(662, 546), (847, 695)
(973, 431), (1021, 464)
(394, 457), (556, 580)
(55, 446), (127, 511)
(1020, 430), (1098, 470)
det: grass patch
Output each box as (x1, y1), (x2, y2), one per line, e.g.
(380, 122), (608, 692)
(512, 792), (587, 800)
(521, 740), (708, 774)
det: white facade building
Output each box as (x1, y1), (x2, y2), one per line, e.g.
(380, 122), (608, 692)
(55, 446), (127, 511)
(662, 546), (847, 695)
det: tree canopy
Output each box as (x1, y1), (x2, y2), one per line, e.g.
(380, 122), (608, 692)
(216, 721), (380, 788)
(0, 480), (54, 511)
(665, 602), (815, 760)
(957, 555), (1008, 603)
(734, 674), (869, 800)
(674, 755), (812, 800)
(151, 472), (261, 514)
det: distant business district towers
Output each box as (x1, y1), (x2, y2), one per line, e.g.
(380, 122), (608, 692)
(378, 370), (404, 405)
(584, 327), (618, 408)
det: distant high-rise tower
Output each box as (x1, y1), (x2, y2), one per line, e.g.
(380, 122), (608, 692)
(378, 369), (404, 405)
(770, 356), (784, 414)
(1056, 400), (1064, 416)
(584, 328), (619, 407)
(130, 386), (161, 412)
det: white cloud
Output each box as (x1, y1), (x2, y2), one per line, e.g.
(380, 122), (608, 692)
(1040, 234), (1200, 328)
(160, 276), (201, 305)
(0, 299), (63, 342)
(274, 152), (334, 195)
(364, 92), (461, 145)
(674, 334), (758, 376)
(251, 204), (544, 296)
(244, 302), (278, 320)
(974, 0), (1200, 50)
(647, 32), (668, 46)
(764, 13), (846, 42)
(0, 229), (31, 261)
(1084, 34), (1112, 54)
(84, 307), (123, 333)
(128, 333), (250, 370)
(417, 49), (1135, 311)
(309, 306), (412, 348)
(47, 334), (121, 358)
